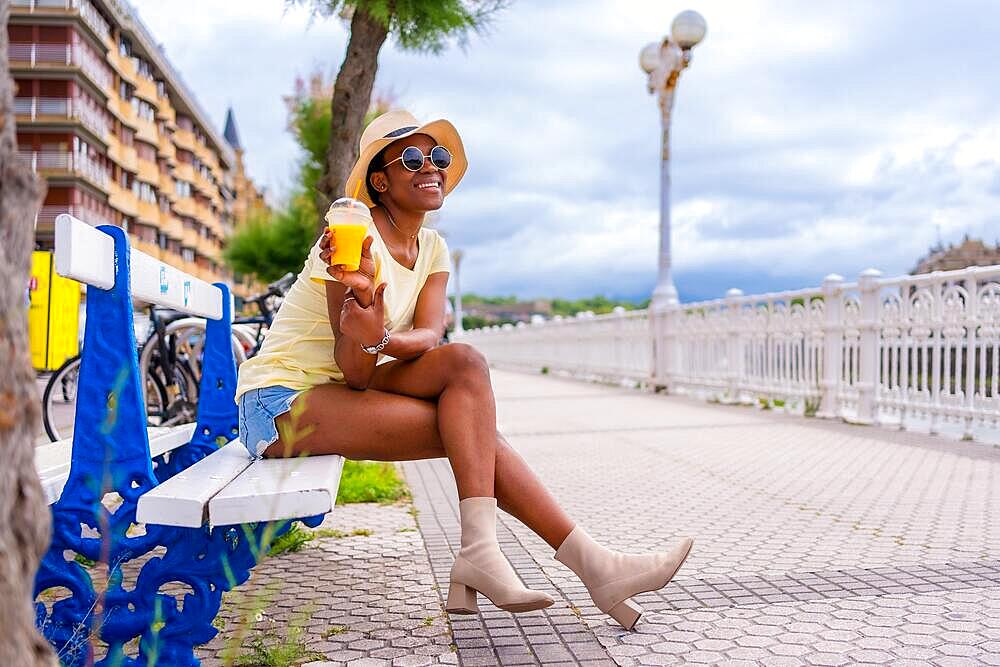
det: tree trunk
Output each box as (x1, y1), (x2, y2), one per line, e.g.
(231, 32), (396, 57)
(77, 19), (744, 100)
(315, 6), (388, 232)
(0, 1), (56, 664)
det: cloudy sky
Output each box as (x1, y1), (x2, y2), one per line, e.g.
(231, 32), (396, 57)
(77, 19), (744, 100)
(130, 0), (1000, 303)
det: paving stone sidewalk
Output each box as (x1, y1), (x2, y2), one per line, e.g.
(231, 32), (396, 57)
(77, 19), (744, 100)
(197, 501), (457, 666)
(199, 368), (1000, 665)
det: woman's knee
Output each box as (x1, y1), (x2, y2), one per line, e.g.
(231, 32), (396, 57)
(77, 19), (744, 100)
(440, 343), (490, 383)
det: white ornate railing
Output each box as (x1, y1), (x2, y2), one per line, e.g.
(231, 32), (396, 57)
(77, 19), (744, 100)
(463, 265), (1000, 440)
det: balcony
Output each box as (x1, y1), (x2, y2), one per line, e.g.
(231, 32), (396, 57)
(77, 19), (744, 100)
(34, 204), (113, 237)
(181, 226), (199, 249)
(155, 97), (176, 124)
(172, 128), (196, 152)
(173, 197), (196, 218)
(8, 42), (113, 92)
(157, 133), (176, 162)
(136, 156), (159, 185)
(136, 199), (160, 226)
(107, 182), (139, 217)
(18, 148), (110, 190)
(114, 95), (139, 129)
(107, 135), (138, 173)
(12, 1), (112, 46)
(159, 172), (176, 200)
(135, 116), (158, 146)
(192, 169), (214, 198)
(196, 233), (219, 261)
(160, 214), (184, 240)
(172, 162), (195, 184)
(132, 238), (162, 261)
(191, 138), (213, 166)
(134, 74), (157, 101)
(14, 96), (111, 140)
(107, 49), (138, 86)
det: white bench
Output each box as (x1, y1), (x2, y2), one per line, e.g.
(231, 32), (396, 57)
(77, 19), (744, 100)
(48, 212), (344, 526)
(36, 423), (196, 505)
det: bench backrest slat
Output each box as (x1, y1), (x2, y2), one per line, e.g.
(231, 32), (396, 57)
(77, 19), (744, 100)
(54, 213), (225, 320)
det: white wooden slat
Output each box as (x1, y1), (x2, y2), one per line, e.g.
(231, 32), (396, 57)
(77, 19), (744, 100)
(136, 441), (252, 527)
(37, 424), (197, 505)
(54, 214), (224, 320)
(208, 454), (344, 527)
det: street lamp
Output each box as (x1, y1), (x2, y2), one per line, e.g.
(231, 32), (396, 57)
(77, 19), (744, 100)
(451, 248), (464, 336)
(640, 10), (707, 308)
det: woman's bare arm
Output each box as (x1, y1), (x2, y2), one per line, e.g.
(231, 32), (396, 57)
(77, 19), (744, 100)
(326, 280), (379, 390)
(378, 271), (449, 360)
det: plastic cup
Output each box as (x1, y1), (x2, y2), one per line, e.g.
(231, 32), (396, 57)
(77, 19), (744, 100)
(324, 197), (372, 272)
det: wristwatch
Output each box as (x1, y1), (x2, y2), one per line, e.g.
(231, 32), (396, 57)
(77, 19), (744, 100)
(361, 328), (391, 355)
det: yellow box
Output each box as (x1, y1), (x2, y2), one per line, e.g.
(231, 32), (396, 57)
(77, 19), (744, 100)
(29, 250), (81, 371)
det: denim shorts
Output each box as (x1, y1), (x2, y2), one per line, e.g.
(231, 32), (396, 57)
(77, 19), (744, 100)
(238, 385), (304, 459)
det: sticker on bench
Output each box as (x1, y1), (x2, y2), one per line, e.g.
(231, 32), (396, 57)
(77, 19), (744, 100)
(159, 265), (168, 294)
(183, 280), (191, 307)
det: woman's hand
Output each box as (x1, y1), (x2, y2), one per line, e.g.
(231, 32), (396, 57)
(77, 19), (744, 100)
(340, 282), (389, 347)
(320, 230), (378, 304)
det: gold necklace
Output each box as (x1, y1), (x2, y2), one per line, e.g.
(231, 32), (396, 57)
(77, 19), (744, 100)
(383, 208), (419, 240)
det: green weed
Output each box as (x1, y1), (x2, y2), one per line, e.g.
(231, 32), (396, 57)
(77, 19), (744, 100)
(336, 460), (409, 504)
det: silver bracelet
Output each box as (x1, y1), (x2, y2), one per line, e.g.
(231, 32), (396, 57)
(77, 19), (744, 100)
(361, 328), (390, 355)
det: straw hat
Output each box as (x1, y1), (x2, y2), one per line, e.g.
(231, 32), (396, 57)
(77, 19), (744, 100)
(345, 109), (468, 208)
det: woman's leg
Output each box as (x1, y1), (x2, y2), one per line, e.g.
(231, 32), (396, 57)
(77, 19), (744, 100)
(270, 346), (691, 627)
(269, 343), (575, 548)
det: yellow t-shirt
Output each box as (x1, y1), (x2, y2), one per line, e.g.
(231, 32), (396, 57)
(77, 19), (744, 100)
(234, 220), (450, 401)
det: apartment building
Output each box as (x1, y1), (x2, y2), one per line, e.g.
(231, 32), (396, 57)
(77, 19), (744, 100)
(9, 0), (265, 290)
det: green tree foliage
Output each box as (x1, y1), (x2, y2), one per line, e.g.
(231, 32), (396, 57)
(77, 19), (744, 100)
(550, 296), (650, 317)
(287, 0), (510, 225)
(456, 293), (651, 318)
(223, 197), (316, 283)
(295, 0), (510, 54)
(460, 293), (518, 305)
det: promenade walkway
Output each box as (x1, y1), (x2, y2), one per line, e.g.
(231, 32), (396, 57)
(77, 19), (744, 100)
(200, 368), (1000, 666)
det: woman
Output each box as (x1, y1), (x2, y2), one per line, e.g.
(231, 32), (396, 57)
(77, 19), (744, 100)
(234, 110), (693, 629)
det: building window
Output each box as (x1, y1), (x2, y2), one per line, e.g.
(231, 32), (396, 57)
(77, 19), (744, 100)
(137, 99), (155, 122)
(137, 181), (157, 204)
(175, 180), (191, 198)
(181, 248), (195, 262)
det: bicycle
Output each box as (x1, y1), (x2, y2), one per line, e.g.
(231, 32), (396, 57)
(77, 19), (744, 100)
(137, 272), (293, 380)
(42, 305), (199, 442)
(42, 273), (295, 442)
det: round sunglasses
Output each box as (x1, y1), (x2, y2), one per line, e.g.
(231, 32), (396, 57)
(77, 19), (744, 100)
(384, 145), (452, 172)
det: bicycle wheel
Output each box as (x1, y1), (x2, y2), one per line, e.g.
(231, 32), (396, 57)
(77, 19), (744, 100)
(141, 342), (199, 427)
(42, 355), (80, 442)
(140, 319), (249, 395)
(42, 355), (169, 441)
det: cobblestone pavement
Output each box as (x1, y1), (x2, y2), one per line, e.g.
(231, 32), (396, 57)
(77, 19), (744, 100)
(199, 368), (1000, 665)
(403, 369), (1000, 666)
(197, 501), (458, 666)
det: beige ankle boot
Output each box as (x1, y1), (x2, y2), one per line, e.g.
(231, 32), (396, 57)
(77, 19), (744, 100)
(554, 526), (693, 630)
(446, 497), (554, 614)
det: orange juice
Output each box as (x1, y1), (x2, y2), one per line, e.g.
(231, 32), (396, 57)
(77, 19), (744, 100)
(327, 223), (368, 271)
(324, 197), (372, 273)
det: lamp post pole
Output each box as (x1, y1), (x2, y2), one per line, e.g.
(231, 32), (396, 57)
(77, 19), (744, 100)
(640, 10), (707, 309)
(451, 249), (464, 336)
